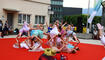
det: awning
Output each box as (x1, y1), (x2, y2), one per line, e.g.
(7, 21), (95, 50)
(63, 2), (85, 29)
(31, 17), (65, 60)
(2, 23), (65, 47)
(3, 8), (19, 12)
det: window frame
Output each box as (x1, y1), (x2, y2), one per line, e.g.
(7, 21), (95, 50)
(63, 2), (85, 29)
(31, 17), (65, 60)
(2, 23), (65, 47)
(18, 14), (31, 24)
(34, 15), (45, 25)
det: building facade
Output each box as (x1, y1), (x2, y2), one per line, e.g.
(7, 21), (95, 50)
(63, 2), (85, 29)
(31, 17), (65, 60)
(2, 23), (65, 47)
(0, 0), (50, 30)
(51, 0), (63, 22)
(63, 7), (82, 16)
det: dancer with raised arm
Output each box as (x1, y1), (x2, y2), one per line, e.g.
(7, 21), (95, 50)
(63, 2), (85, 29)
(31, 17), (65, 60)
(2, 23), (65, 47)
(14, 21), (30, 48)
(97, 23), (105, 48)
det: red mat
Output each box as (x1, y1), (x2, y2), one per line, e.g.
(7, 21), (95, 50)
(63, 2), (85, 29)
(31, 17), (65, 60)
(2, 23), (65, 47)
(0, 38), (105, 60)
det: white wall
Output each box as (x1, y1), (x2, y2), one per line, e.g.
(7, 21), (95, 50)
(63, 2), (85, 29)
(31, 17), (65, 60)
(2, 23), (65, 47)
(0, 0), (50, 30)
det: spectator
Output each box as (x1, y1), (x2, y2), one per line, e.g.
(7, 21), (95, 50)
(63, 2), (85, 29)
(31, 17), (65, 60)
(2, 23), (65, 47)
(0, 20), (3, 38)
(93, 29), (98, 39)
(3, 20), (9, 35)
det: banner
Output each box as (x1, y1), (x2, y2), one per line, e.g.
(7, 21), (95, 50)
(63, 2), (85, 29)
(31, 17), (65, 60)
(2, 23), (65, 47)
(88, 11), (97, 23)
(88, 0), (102, 23)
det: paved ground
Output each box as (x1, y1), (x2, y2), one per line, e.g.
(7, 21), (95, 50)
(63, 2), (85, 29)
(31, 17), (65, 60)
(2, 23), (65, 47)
(0, 35), (103, 46)
(79, 39), (102, 45)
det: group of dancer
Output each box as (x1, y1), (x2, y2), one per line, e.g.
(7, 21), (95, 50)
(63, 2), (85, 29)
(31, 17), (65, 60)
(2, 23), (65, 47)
(13, 20), (105, 54)
(13, 20), (80, 53)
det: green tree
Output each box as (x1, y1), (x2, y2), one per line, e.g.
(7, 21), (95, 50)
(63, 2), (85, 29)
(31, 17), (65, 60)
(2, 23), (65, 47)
(63, 14), (101, 27)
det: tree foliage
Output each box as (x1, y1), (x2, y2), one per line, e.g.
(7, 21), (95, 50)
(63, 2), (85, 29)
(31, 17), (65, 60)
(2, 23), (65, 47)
(63, 14), (102, 27)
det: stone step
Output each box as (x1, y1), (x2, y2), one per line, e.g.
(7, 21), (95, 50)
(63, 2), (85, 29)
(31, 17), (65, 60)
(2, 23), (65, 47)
(77, 33), (92, 39)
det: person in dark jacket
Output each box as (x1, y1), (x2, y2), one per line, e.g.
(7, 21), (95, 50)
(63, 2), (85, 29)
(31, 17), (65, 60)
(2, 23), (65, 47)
(0, 20), (3, 38)
(3, 20), (9, 35)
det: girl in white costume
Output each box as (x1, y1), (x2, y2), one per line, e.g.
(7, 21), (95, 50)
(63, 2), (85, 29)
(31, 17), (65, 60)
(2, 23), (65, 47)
(50, 25), (59, 38)
(97, 23), (105, 48)
(18, 21), (30, 37)
(47, 25), (59, 47)
(15, 21), (30, 48)
(48, 21), (60, 47)
(44, 20), (59, 46)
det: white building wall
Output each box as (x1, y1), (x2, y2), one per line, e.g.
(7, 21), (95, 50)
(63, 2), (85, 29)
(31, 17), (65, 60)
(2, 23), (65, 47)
(0, 0), (50, 30)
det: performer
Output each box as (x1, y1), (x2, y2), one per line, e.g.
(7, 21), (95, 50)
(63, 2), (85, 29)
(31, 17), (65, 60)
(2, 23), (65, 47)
(28, 25), (44, 51)
(28, 30), (44, 51)
(56, 34), (77, 53)
(45, 21), (60, 47)
(13, 39), (30, 49)
(39, 48), (57, 60)
(39, 48), (68, 60)
(64, 25), (80, 51)
(46, 22), (53, 33)
(97, 23), (105, 48)
(15, 21), (30, 48)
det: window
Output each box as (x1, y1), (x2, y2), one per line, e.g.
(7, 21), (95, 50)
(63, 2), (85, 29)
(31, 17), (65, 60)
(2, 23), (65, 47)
(35, 16), (38, 24)
(18, 14), (30, 24)
(27, 15), (30, 24)
(18, 14), (22, 23)
(39, 16), (41, 24)
(35, 15), (45, 24)
(60, 7), (63, 11)
(23, 14), (26, 22)
(60, 14), (62, 18)
(42, 16), (45, 24)
(51, 1), (63, 5)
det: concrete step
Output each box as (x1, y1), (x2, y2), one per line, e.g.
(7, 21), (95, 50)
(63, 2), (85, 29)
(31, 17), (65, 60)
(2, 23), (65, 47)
(77, 33), (92, 39)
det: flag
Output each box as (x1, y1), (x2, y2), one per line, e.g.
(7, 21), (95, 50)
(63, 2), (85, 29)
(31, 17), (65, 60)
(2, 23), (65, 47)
(94, 0), (98, 7)
(88, 0), (102, 23)
(88, 11), (97, 23)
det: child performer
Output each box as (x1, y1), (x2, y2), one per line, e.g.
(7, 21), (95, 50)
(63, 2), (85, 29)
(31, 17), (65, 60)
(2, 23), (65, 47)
(44, 22), (53, 40)
(13, 38), (30, 49)
(15, 21), (39, 48)
(28, 25), (44, 51)
(48, 21), (60, 47)
(97, 23), (105, 48)
(46, 22), (53, 33)
(15, 21), (30, 48)
(66, 25), (80, 50)
(28, 30), (44, 51)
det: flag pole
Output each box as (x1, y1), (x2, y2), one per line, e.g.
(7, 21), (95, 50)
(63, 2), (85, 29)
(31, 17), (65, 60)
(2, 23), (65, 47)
(86, 0), (90, 33)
